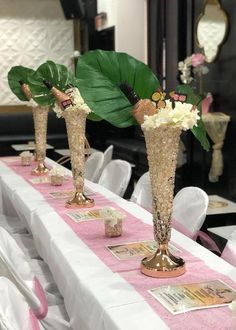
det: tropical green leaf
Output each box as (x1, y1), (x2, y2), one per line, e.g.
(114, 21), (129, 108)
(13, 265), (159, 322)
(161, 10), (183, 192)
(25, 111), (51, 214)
(28, 61), (76, 106)
(76, 50), (160, 128)
(8, 66), (35, 101)
(87, 112), (102, 121)
(176, 84), (210, 151)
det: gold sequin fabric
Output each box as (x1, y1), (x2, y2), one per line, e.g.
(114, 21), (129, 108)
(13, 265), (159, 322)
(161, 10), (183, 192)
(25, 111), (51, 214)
(143, 125), (181, 244)
(32, 106), (49, 161)
(63, 110), (87, 192)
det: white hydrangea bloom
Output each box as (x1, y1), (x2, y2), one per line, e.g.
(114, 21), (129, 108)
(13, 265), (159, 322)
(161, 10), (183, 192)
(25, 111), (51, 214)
(142, 100), (200, 131)
(100, 207), (126, 226)
(52, 87), (92, 118)
(49, 166), (65, 177)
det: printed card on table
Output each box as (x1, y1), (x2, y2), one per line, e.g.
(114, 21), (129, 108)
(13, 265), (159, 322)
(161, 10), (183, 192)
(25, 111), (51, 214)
(66, 209), (103, 223)
(29, 176), (50, 184)
(49, 187), (93, 199)
(106, 240), (181, 260)
(148, 280), (236, 315)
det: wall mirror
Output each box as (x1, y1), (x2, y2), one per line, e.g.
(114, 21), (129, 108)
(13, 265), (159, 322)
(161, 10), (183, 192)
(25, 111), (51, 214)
(196, 0), (228, 63)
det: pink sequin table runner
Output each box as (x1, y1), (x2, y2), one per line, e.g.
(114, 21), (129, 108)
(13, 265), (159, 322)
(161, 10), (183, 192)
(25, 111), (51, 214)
(2, 158), (236, 329)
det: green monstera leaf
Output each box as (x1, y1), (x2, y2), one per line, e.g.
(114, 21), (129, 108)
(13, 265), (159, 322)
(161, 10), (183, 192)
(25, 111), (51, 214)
(76, 50), (160, 128)
(28, 60), (77, 106)
(8, 66), (35, 101)
(176, 84), (210, 151)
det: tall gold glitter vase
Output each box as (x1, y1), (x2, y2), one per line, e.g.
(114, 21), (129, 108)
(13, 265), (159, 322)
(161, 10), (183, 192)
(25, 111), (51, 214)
(63, 110), (94, 208)
(31, 106), (49, 175)
(140, 125), (186, 278)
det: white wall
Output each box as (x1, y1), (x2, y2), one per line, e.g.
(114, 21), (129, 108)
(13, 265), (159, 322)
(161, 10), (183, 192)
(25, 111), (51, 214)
(0, 0), (74, 105)
(97, 0), (147, 64)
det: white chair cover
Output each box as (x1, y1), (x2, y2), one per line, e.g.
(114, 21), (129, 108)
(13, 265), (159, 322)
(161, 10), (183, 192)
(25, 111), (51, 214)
(0, 214), (27, 234)
(130, 172), (152, 212)
(172, 186), (209, 239)
(85, 151), (104, 183)
(0, 277), (43, 330)
(98, 159), (132, 197)
(101, 145), (114, 172)
(221, 230), (236, 267)
(0, 228), (71, 329)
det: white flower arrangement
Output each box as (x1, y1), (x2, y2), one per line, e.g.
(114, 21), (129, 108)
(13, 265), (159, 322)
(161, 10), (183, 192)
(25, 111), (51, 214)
(142, 100), (200, 131)
(99, 207), (126, 227)
(49, 166), (65, 177)
(20, 151), (33, 157)
(53, 87), (92, 118)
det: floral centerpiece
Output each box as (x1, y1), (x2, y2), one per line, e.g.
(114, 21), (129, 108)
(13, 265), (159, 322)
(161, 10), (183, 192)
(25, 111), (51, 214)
(26, 61), (98, 208)
(132, 94), (200, 277)
(8, 66), (49, 175)
(74, 50), (209, 277)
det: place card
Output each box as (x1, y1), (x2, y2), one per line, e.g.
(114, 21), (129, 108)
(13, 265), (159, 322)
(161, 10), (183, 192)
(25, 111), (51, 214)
(49, 187), (93, 199)
(29, 176), (50, 184)
(66, 209), (102, 222)
(106, 240), (181, 260)
(148, 280), (236, 314)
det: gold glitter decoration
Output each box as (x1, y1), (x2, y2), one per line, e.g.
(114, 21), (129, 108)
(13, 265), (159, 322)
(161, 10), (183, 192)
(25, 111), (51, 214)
(143, 125), (181, 243)
(105, 219), (122, 238)
(63, 110), (94, 208)
(140, 124), (186, 277)
(31, 106), (49, 175)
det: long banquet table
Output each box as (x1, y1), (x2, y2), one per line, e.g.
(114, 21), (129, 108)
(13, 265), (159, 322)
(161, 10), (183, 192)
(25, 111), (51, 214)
(0, 157), (236, 330)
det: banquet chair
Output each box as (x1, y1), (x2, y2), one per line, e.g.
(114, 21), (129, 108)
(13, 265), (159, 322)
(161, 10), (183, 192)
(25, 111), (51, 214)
(0, 277), (43, 330)
(85, 151), (104, 183)
(172, 187), (221, 254)
(130, 172), (152, 212)
(0, 213), (39, 259)
(98, 159), (132, 197)
(101, 144), (114, 172)
(0, 228), (71, 329)
(0, 213), (27, 234)
(172, 187), (209, 239)
(221, 229), (236, 267)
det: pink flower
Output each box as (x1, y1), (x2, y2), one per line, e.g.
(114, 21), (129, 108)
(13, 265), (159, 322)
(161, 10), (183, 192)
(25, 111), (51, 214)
(191, 53), (205, 67)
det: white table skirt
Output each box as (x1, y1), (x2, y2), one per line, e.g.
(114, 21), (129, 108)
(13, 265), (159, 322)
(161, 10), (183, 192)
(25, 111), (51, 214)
(0, 158), (236, 330)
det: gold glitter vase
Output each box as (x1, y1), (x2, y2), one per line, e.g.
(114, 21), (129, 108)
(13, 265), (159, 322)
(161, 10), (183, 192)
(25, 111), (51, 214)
(63, 110), (94, 208)
(140, 125), (186, 278)
(31, 106), (49, 175)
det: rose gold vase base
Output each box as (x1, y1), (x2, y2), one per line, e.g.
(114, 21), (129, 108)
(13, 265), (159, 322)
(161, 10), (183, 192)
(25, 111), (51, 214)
(141, 246), (186, 278)
(65, 192), (94, 208)
(31, 163), (49, 176)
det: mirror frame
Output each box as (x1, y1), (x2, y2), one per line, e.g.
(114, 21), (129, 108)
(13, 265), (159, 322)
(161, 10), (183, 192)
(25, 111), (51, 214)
(196, 0), (228, 63)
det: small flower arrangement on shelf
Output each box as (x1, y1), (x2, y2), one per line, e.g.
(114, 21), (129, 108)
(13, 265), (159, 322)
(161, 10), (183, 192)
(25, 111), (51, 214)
(178, 53), (209, 95)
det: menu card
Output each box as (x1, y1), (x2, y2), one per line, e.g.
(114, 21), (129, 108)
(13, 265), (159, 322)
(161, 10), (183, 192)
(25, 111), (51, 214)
(66, 209), (102, 222)
(106, 240), (181, 260)
(148, 280), (236, 314)
(29, 177), (50, 184)
(49, 187), (93, 199)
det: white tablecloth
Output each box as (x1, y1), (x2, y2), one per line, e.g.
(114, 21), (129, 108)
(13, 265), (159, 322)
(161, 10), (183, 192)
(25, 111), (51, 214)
(0, 158), (236, 330)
